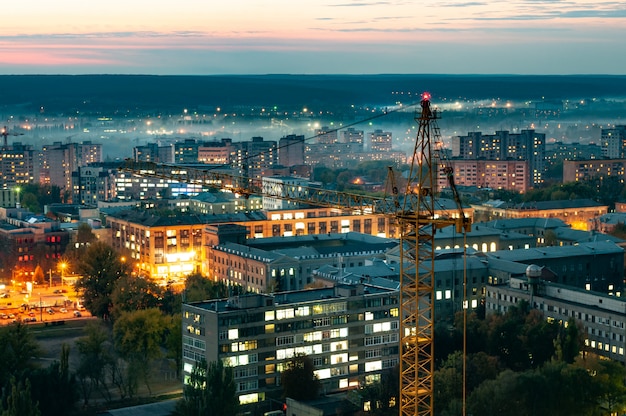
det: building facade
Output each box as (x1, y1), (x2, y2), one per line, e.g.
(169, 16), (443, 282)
(563, 158), (626, 183)
(182, 284), (400, 405)
(486, 274), (626, 363)
(437, 160), (529, 193)
(452, 129), (545, 186)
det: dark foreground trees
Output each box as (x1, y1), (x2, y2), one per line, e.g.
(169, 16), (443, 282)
(281, 354), (321, 401)
(175, 359), (238, 416)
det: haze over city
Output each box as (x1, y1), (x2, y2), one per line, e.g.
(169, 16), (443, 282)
(3, 0), (626, 75)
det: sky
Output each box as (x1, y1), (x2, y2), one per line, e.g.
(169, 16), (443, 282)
(2, 0), (626, 75)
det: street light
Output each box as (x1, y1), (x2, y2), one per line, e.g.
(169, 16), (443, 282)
(15, 186), (21, 209)
(59, 262), (67, 287)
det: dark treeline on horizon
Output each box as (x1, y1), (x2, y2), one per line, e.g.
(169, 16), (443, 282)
(1, 74), (626, 114)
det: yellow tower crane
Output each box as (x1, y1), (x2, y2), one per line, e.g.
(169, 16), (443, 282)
(397, 93), (470, 416)
(119, 93), (470, 416)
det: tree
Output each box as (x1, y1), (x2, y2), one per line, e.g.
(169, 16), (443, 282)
(184, 273), (230, 302)
(75, 321), (113, 405)
(28, 344), (78, 416)
(543, 229), (558, 246)
(76, 222), (97, 246)
(0, 322), (42, 386)
(110, 275), (164, 320)
(0, 377), (40, 416)
(20, 192), (41, 214)
(280, 354), (320, 401)
(113, 308), (165, 395)
(75, 241), (129, 319)
(358, 365), (398, 415)
(175, 359), (238, 416)
(33, 266), (45, 285)
(164, 314), (183, 378)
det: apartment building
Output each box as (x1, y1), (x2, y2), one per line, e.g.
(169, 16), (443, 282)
(0, 143), (38, 189)
(437, 159), (529, 193)
(182, 284), (400, 405)
(485, 240), (624, 293)
(0, 207), (70, 277)
(206, 229), (398, 293)
(452, 129), (545, 186)
(471, 199), (608, 231)
(563, 158), (626, 183)
(486, 272), (626, 363)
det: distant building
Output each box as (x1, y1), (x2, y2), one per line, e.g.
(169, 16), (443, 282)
(198, 138), (234, 164)
(0, 143), (38, 188)
(600, 125), (626, 158)
(133, 142), (175, 163)
(342, 128), (364, 150)
(174, 139), (203, 163)
(546, 141), (602, 164)
(563, 158), (626, 183)
(452, 129), (545, 186)
(278, 134), (305, 167)
(189, 191), (262, 214)
(369, 129), (392, 152)
(232, 137), (277, 179)
(71, 166), (116, 205)
(0, 189), (19, 208)
(438, 159), (529, 192)
(315, 126), (338, 145)
(40, 141), (103, 192)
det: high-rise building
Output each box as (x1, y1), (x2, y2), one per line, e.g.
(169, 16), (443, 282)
(369, 129), (392, 152)
(452, 130), (545, 187)
(278, 134), (305, 167)
(174, 139), (202, 163)
(40, 141), (103, 193)
(600, 125), (626, 158)
(133, 142), (175, 163)
(315, 126), (338, 145)
(232, 137), (277, 179)
(198, 138), (233, 164)
(342, 128), (364, 150)
(0, 142), (38, 188)
(71, 166), (116, 206)
(437, 160), (529, 192)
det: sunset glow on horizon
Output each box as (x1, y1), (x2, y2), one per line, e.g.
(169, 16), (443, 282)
(3, 0), (626, 75)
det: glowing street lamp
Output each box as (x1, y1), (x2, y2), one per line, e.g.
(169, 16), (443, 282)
(15, 186), (21, 208)
(59, 262), (67, 287)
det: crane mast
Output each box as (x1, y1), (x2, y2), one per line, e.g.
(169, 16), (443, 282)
(398, 94), (469, 416)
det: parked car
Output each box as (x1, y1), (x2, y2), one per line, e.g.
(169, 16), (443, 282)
(46, 308), (54, 314)
(73, 311), (82, 317)
(60, 308), (68, 313)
